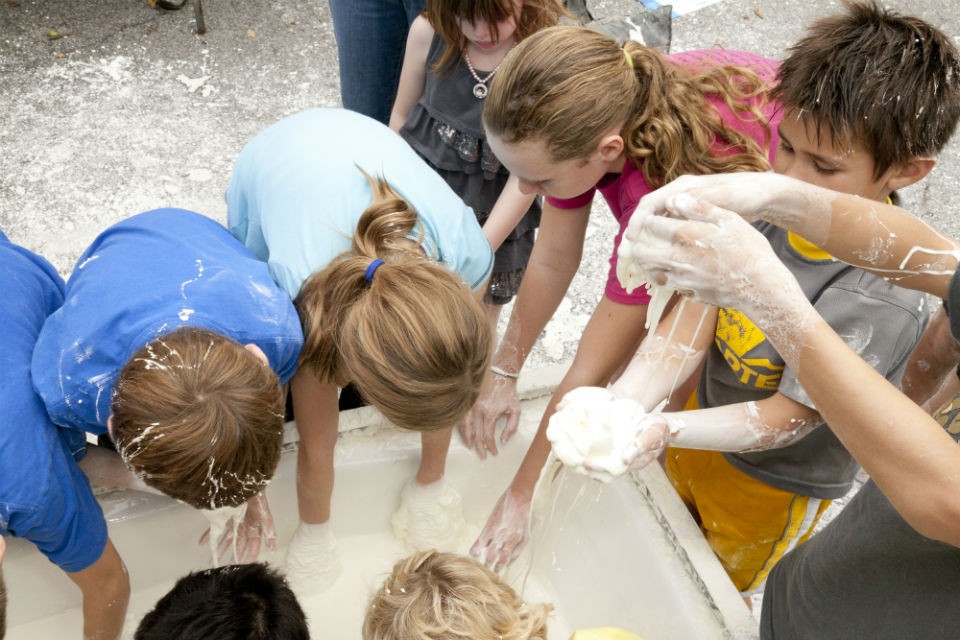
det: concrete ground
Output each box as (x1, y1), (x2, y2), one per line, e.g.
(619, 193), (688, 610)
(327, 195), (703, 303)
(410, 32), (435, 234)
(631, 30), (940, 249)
(3, 0), (959, 369)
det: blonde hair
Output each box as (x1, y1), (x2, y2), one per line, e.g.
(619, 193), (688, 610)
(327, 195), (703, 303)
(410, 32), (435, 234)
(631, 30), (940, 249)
(484, 25), (772, 188)
(426, 0), (571, 76)
(111, 326), (284, 510)
(295, 170), (492, 432)
(363, 551), (551, 640)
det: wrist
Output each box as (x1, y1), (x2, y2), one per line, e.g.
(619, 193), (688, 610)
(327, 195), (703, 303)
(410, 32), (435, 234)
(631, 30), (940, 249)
(490, 365), (519, 380)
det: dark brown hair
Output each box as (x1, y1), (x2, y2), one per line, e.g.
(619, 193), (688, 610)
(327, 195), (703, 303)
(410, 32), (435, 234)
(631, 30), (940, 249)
(774, 1), (960, 178)
(426, 0), (570, 76)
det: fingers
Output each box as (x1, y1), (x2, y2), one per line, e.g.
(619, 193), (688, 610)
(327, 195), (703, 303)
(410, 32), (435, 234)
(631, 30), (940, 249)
(500, 409), (520, 445)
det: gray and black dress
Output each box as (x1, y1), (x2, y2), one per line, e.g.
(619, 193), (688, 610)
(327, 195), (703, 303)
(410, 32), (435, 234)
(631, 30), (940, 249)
(400, 34), (540, 305)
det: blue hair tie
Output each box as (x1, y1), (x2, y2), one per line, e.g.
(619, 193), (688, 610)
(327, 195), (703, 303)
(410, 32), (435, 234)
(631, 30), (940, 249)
(365, 258), (385, 283)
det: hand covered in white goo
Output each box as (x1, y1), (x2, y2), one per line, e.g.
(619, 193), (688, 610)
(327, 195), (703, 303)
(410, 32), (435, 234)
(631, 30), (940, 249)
(391, 478), (466, 551)
(459, 373), (521, 459)
(199, 492), (277, 566)
(624, 172), (804, 246)
(549, 387), (671, 482)
(285, 521), (342, 597)
(470, 486), (533, 572)
(625, 194), (806, 317)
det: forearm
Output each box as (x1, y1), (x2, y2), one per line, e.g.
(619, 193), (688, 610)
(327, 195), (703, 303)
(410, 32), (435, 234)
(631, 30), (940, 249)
(901, 307), (960, 406)
(491, 205), (589, 373)
(664, 396), (819, 453)
(610, 299), (714, 410)
(77, 445), (161, 495)
(779, 311), (960, 545)
(482, 176), (538, 251)
(291, 371), (340, 524)
(69, 540), (129, 640)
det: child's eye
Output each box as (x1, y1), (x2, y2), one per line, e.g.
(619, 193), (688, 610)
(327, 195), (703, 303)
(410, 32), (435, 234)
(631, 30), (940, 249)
(777, 140), (794, 154)
(813, 164), (838, 176)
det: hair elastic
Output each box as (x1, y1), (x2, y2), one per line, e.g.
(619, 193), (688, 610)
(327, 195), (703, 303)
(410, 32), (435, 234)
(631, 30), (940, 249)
(623, 48), (634, 69)
(365, 258), (385, 283)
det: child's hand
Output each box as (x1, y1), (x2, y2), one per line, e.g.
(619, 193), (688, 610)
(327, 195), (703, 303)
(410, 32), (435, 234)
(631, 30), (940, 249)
(198, 493), (277, 565)
(550, 387), (669, 481)
(459, 373), (521, 459)
(470, 485), (532, 572)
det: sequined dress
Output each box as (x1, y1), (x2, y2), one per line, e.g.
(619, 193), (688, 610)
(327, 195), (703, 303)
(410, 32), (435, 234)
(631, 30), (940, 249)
(400, 34), (540, 304)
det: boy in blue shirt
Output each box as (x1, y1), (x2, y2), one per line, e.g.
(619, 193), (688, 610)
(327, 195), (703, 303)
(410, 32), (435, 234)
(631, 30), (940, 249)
(1, 229), (128, 639)
(31, 209), (303, 562)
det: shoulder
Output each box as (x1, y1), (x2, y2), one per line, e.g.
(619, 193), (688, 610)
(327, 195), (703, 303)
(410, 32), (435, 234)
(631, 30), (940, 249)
(409, 14), (436, 42)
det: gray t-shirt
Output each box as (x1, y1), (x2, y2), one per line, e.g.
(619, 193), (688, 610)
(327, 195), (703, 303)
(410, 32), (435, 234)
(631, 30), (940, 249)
(760, 395), (960, 639)
(699, 223), (929, 498)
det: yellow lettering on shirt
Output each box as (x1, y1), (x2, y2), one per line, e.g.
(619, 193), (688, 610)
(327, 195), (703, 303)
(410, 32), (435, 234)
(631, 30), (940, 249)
(716, 308), (784, 391)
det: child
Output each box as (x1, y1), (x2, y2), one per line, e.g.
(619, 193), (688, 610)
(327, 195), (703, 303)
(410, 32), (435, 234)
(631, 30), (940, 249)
(390, 0), (568, 350)
(468, 24), (781, 569)
(362, 550), (550, 640)
(1, 229), (129, 640)
(571, 2), (960, 598)
(225, 107), (494, 594)
(619, 175), (960, 638)
(135, 563), (309, 640)
(31, 209), (303, 562)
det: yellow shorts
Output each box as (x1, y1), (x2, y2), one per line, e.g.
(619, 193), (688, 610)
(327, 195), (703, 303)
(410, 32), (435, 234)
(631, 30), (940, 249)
(665, 446), (831, 593)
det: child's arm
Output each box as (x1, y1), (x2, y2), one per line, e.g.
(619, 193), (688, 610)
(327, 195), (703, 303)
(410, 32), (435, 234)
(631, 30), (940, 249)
(461, 201), (591, 458)
(627, 172), (960, 298)
(289, 369), (340, 524)
(481, 175), (538, 251)
(609, 298), (716, 411)
(66, 539), (129, 640)
(631, 200), (960, 547)
(901, 307), (960, 409)
(388, 15), (433, 133)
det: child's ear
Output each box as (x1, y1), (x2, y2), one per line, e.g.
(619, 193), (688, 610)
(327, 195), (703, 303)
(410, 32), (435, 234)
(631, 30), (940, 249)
(885, 157), (936, 192)
(595, 132), (625, 162)
(107, 415), (114, 438)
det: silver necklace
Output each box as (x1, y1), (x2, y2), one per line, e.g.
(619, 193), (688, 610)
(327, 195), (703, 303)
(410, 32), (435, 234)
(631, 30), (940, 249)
(463, 50), (506, 100)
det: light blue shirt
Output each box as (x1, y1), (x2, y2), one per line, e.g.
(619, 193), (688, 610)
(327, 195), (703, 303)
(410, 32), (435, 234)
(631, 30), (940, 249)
(226, 108), (494, 298)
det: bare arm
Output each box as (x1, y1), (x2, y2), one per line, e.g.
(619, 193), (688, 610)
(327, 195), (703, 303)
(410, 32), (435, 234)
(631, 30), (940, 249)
(66, 539), (130, 640)
(388, 15), (432, 132)
(472, 295), (650, 570)
(482, 175), (538, 251)
(632, 198), (960, 546)
(609, 298), (716, 411)
(901, 307), (960, 407)
(290, 369), (340, 524)
(627, 172), (960, 297)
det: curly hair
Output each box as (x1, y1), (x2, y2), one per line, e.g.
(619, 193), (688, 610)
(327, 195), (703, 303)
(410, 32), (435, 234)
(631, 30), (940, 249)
(363, 551), (551, 640)
(483, 25), (773, 188)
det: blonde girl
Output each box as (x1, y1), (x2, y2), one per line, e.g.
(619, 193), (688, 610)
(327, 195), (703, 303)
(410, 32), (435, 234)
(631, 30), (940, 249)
(467, 25), (781, 569)
(226, 107), (494, 594)
(390, 1), (569, 419)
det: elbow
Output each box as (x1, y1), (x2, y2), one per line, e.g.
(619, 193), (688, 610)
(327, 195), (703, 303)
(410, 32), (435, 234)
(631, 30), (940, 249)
(905, 498), (960, 549)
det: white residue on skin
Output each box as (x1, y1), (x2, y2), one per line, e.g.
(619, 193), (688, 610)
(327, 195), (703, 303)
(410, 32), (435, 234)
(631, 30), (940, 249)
(201, 502), (248, 567)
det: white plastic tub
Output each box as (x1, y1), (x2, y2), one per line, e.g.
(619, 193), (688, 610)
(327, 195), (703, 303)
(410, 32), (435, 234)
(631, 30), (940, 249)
(4, 367), (757, 639)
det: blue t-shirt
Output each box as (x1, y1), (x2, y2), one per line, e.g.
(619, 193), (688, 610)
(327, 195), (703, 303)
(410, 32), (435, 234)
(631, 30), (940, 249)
(31, 209), (303, 436)
(0, 230), (108, 573)
(226, 107), (494, 298)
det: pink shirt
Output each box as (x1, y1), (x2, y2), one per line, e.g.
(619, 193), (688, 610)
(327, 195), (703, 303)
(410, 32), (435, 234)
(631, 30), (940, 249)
(546, 50), (782, 305)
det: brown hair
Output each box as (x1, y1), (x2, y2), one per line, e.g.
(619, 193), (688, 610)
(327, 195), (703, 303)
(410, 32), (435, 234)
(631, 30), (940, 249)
(111, 326), (284, 510)
(295, 170), (491, 433)
(363, 550), (551, 640)
(774, 1), (960, 179)
(483, 25), (773, 188)
(426, 0), (571, 76)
